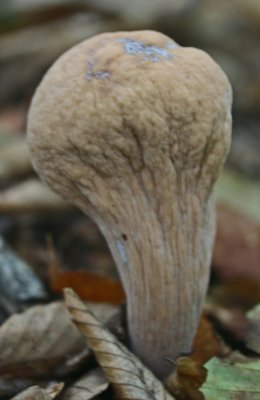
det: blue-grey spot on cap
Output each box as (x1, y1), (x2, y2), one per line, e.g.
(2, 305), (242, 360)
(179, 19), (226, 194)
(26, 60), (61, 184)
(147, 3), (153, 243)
(117, 38), (173, 62)
(85, 61), (110, 81)
(86, 70), (110, 81)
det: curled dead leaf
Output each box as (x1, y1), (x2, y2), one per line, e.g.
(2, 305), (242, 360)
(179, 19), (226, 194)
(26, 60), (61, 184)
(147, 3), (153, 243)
(166, 357), (207, 400)
(191, 314), (228, 364)
(64, 288), (175, 400)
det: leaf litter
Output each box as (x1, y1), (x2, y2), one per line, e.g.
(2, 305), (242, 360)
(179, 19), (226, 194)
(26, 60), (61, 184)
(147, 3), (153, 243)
(64, 288), (175, 400)
(1, 2), (260, 399)
(1, 203), (260, 399)
(201, 355), (260, 400)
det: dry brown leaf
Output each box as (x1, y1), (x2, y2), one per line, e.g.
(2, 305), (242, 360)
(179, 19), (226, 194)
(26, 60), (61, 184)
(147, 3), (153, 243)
(191, 314), (228, 364)
(46, 382), (64, 398)
(61, 368), (108, 399)
(213, 204), (260, 280)
(0, 179), (71, 214)
(166, 315), (229, 399)
(205, 305), (250, 343)
(0, 299), (119, 383)
(205, 278), (260, 345)
(0, 301), (87, 378)
(166, 357), (207, 400)
(208, 278), (260, 310)
(11, 382), (63, 400)
(11, 386), (52, 400)
(47, 236), (123, 304)
(51, 269), (125, 304)
(64, 288), (175, 400)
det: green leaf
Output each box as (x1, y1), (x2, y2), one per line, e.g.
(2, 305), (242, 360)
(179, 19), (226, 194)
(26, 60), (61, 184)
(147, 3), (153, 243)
(201, 356), (260, 400)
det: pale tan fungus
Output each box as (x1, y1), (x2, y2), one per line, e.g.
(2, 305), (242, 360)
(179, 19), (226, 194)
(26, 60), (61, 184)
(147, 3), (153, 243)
(27, 30), (232, 378)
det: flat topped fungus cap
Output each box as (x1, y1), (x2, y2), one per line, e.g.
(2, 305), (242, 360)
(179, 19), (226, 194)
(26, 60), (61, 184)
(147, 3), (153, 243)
(28, 30), (232, 378)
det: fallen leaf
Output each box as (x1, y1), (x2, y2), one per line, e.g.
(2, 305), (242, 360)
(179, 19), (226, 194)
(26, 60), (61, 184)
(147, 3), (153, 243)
(0, 179), (71, 214)
(10, 386), (53, 400)
(0, 236), (47, 303)
(191, 314), (228, 364)
(213, 204), (260, 280)
(246, 303), (260, 354)
(208, 278), (260, 310)
(11, 382), (63, 400)
(48, 236), (125, 304)
(0, 300), (119, 398)
(201, 356), (260, 400)
(64, 288), (175, 400)
(205, 279), (260, 346)
(166, 357), (207, 400)
(0, 302), (86, 378)
(205, 304), (251, 345)
(46, 382), (64, 398)
(61, 368), (108, 399)
(51, 270), (125, 304)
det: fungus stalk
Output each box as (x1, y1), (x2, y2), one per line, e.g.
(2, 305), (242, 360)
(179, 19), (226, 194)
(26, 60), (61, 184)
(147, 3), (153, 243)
(27, 30), (232, 378)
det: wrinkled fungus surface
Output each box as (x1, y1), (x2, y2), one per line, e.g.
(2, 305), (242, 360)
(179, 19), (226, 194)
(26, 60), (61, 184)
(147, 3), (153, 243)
(28, 30), (232, 377)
